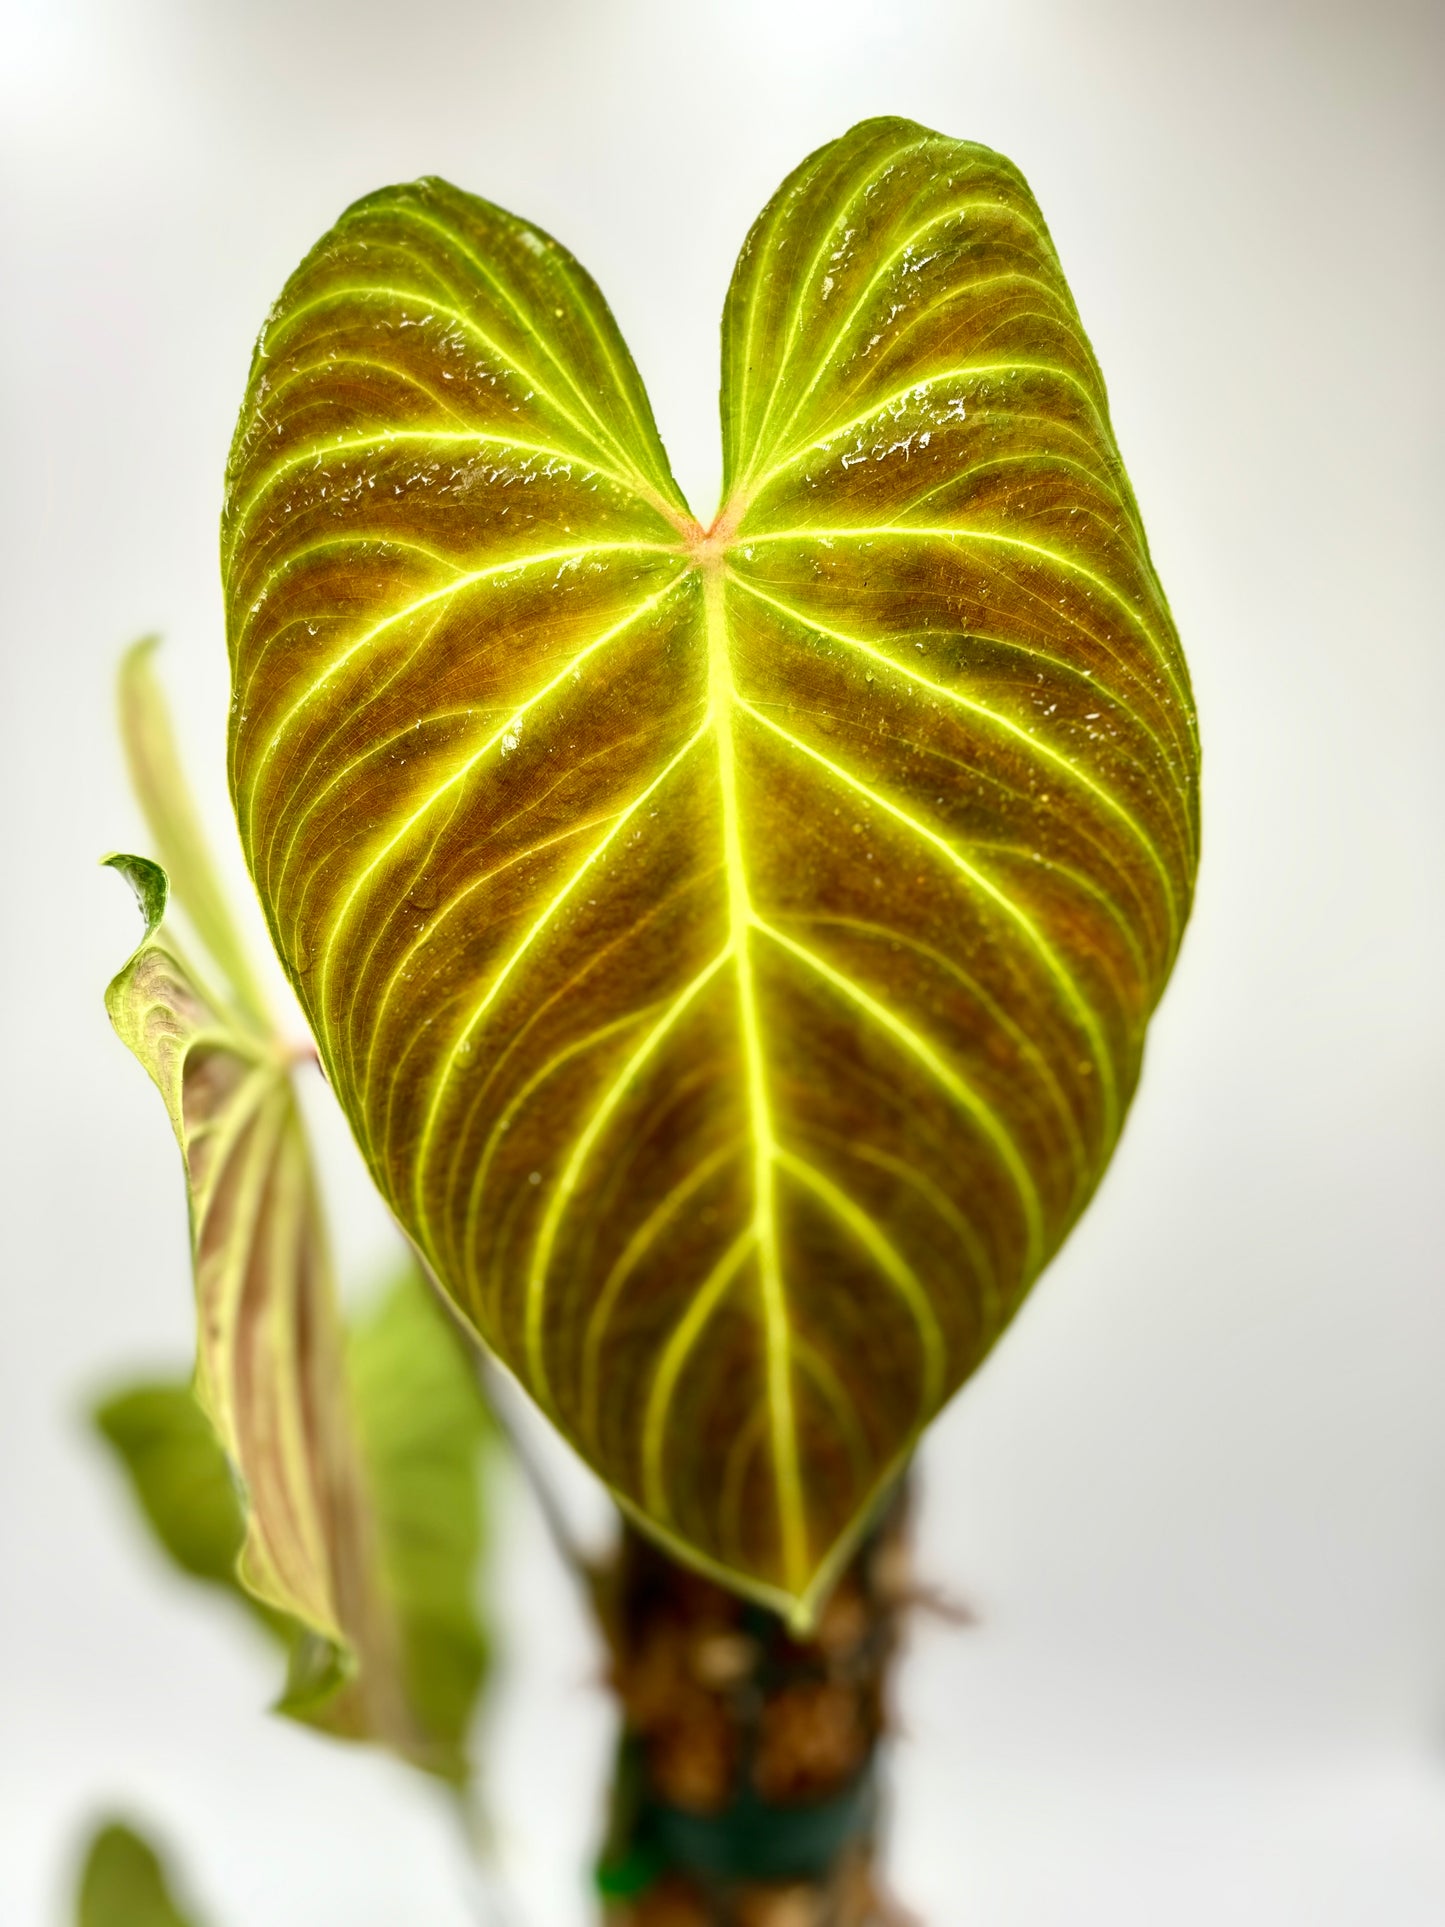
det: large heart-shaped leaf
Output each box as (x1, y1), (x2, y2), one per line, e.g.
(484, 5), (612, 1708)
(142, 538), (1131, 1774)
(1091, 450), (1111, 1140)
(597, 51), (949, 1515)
(223, 118), (1198, 1618)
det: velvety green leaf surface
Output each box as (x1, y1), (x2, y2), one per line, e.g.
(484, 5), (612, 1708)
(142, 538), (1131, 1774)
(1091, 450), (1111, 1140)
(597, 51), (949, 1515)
(76, 1821), (202, 1927)
(223, 120), (1198, 1618)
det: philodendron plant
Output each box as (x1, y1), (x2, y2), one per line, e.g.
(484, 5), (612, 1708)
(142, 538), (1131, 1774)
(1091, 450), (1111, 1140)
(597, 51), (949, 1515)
(94, 117), (1197, 1925)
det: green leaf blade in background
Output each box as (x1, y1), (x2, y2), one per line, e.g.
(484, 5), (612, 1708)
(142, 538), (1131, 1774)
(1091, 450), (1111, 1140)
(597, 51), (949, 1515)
(93, 1381), (253, 1596)
(222, 122), (1199, 1621)
(75, 1821), (203, 1927)
(93, 1270), (494, 1779)
(348, 1268), (495, 1781)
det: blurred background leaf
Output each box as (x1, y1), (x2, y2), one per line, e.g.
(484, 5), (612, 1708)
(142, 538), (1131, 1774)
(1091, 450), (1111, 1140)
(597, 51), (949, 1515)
(75, 1820), (205, 1927)
(91, 1380), (285, 1638)
(348, 1266), (497, 1782)
(91, 1263), (498, 1780)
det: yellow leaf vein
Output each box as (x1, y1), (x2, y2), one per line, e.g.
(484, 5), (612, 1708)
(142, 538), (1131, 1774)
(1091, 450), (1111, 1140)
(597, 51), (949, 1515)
(736, 698), (1120, 1141)
(731, 574), (1184, 939)
(302, 572), (689, 1027)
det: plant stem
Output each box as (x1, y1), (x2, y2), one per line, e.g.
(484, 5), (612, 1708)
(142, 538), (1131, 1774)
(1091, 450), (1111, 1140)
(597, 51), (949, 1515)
(592, 1488), (915, 1926)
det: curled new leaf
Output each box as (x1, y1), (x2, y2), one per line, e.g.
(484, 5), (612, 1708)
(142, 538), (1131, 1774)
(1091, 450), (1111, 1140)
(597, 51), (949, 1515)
(103, 858), (402, 1724)
(105, 642), (501, 1769)
(223, 119), (1199, 1618)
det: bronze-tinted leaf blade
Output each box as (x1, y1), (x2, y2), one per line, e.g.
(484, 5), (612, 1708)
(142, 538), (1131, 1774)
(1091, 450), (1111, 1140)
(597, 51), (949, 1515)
(223, 127), (1198, 1620)
(704, 119), (1200, 1601)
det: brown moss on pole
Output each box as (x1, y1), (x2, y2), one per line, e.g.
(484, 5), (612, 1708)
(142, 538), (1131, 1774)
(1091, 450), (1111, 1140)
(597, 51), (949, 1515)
(595, 1492), (918, 1925)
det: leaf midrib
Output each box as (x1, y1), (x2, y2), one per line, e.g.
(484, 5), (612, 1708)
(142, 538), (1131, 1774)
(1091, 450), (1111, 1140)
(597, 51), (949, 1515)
(391, 502), (1101, 1594)
(702, 557), (807, 1594)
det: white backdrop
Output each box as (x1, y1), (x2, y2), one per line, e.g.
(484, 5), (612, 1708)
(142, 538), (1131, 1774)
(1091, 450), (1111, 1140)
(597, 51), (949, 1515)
(2, 2), (1442, 1921)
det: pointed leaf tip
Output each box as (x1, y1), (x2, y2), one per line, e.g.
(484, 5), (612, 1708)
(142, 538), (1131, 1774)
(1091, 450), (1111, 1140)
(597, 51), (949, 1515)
(102, 851), (169, 940)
